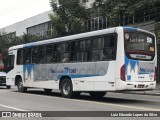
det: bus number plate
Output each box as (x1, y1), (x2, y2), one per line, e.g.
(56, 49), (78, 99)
(138, 84), (145, 88)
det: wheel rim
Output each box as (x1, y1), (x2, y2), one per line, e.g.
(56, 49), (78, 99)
(63, 82), (70, 95)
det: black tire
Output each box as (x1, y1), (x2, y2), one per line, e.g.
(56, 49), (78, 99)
(44, 89), (52, 94)
(89, 92), (106, 98)
(60, 78), (73, 98)
(6, 86), (11, 89)
(17, 78), (27, 93)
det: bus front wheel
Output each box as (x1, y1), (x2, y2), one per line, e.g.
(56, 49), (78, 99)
(89, 92), (106, 98)
(17, 78), (27, 93)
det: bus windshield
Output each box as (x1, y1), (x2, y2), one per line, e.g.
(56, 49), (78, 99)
(124, 31), (155, 61)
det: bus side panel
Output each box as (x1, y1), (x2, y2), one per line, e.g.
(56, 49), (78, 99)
(29, 62), (111, 91)
(72, 61), (116, 91)
(22, 64), (33, 87)
(93, 61), (116, 91)
(15, 64), (59, 89)
(54, 62), (94, 91)
(6, 70), (16, 86)
(72, 62), (98, 91)
(32, 81), (59, 89)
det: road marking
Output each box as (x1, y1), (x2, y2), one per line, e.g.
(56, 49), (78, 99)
(12, 92), (160, 111)
(0, 104), (26, 111)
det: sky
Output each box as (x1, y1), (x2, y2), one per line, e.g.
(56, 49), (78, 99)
(0, 0), (51, 28)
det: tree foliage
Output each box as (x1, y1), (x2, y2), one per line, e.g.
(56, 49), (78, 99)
(0, 32), (24, 61)
(93, 0), (134, 25)
(49, 0), (88, 37)
(93, 0), (160, 26)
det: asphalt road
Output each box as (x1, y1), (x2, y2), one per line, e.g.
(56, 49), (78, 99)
(0, 86), (160, 120)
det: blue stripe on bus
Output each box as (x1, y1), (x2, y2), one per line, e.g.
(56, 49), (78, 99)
(123, 27), (138, 31)
(57, 74), (100, 80)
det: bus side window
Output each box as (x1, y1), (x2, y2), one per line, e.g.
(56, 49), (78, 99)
(61, 43), (69, 62)
(61, 53), (69, 62)
(53, 44), (61, 62)
(37, 46), (45, 64)
(92, 37), (103, 61)
(70, 42), (77, 61)
(24, 49), (31, 64)
(83, 39), (91, 61)
(17, 49), (24, 65)
(52, 44), (57, 63)
(103, 35), (116, 60)
(31, 47), (38, 63)
(55, 43), (69, 63)
(46, 45), (53, 63)
(92, 50), (103, 61)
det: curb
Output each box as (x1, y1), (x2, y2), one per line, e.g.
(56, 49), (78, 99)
(121, 91), (160, 96)
(129, 93), (160, 96)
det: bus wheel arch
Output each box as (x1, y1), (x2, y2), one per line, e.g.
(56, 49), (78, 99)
(15, 75), (22, 86)
(59, 76), (72, 89)
(15, 76), (27, 93)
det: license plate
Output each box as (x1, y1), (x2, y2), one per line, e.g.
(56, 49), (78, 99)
(138, 84), (145, 88)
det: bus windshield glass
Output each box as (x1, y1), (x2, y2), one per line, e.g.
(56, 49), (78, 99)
(124, 31), (155, 61)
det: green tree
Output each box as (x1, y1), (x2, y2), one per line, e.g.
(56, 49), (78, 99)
(0, 33), (11, 68)
(93, 0), (160, 26)
(129, 0), (160, 11)
(49, 0), (88, 37)
(93, 0), (137, 26)
(0, 32), (24, 67)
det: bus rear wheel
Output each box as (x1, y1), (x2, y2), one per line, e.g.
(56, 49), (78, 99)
(60, 78), (74, 98)
(89, 92), (106, 98)
(17, 78), (27, 93)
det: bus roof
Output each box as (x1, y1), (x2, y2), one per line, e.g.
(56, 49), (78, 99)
(123, 27), (155, 36)
(8, 26), (155, 51)
(9, 27), (118, 51)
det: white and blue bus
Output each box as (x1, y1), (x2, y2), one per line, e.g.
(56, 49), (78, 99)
(6, 27), (157, 98)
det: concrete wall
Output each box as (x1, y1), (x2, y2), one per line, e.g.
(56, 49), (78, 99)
(0, 0), (96, 36)
(0, 11), (53, 36)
